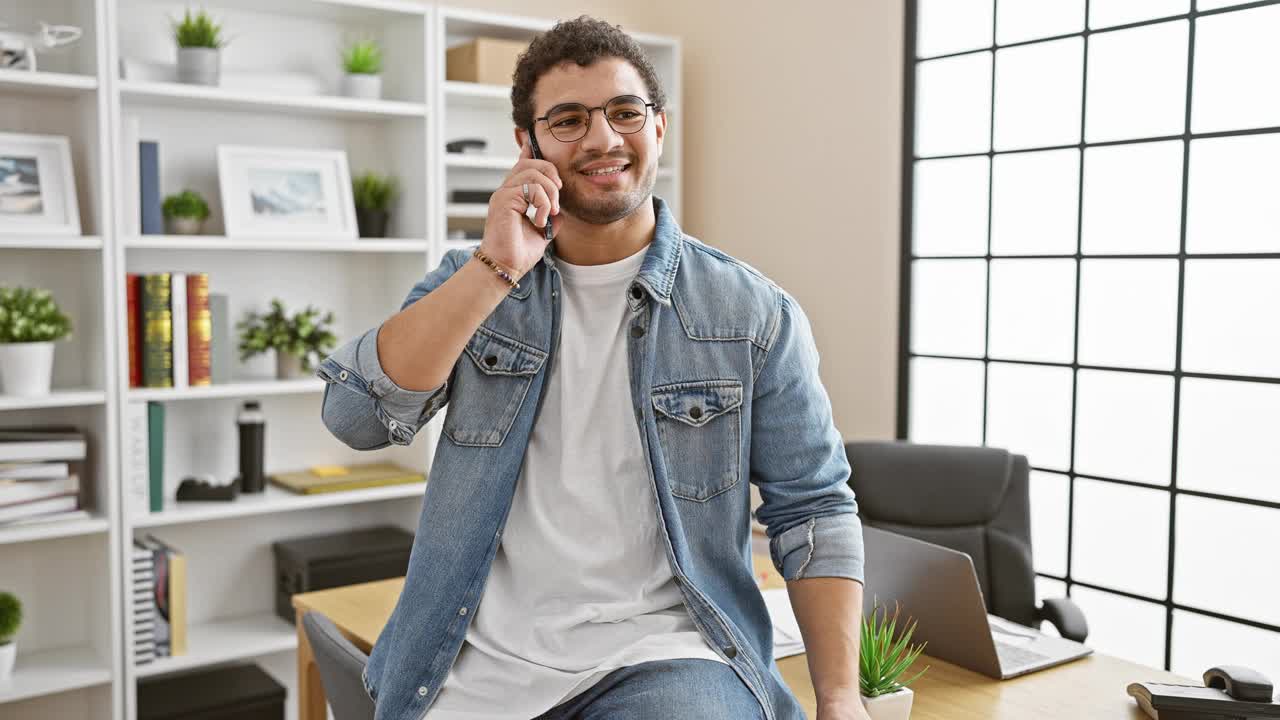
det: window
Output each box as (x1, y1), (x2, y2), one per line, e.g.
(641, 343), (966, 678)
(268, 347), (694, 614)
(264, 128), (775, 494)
(900, 0), (1280, 678)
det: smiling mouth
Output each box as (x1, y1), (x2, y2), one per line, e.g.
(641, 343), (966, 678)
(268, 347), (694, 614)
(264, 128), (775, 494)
(580, 163), (631, 177)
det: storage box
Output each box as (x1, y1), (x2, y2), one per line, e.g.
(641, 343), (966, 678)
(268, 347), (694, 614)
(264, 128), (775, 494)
(446, 37), (529, 86)
(273, 525), (414, 623)
(138, 663), (284, 720)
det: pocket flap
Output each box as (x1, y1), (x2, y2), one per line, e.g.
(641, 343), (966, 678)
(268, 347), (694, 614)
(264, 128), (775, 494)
(651, 380), (743, 427)
(463, 326), (547, 377)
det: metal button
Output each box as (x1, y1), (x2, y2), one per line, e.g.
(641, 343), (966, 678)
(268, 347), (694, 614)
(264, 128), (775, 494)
(459, 607), (468, 616)
(388, 420), (398, 430)
(630, 285), (642, 299)
(417, 686), (428, 697)
(631, 325), (645, 338)
(339, 370), (348, 381)
(485, 355), (498, 367)
(689, 406), (702, 420)
(723, 645), (738, 659)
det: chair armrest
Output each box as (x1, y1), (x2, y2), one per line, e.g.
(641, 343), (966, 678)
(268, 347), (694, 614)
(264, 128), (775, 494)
(1039, 596), (1089, 643)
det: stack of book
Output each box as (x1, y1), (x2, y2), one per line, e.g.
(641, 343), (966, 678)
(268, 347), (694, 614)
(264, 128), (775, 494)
(133, 534), (187, 662)
(0, 427), (88, 526)
(126, 271), (235, 389)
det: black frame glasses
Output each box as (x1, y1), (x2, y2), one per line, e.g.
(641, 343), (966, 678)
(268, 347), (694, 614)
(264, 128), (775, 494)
(534, 94), (658, 142)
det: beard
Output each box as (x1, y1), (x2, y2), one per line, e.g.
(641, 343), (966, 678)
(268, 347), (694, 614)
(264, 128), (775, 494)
(559, 156), (658, 225)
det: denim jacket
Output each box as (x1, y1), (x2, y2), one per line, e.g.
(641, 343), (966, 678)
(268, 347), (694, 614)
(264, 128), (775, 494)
(316, 196), (865, 720)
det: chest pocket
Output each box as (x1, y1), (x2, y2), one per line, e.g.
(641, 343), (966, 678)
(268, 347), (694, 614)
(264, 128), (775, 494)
(444, 325), (547, 447)
(651, 379), (743, 502)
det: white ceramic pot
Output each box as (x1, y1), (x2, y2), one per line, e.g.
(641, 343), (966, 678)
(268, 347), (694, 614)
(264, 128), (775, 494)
(177, 47), (220, 85)
(276, 351), (304, 380)
(0, 641), (15, 681)
(863, 687), (914, 720)
(0, 341), (55, 397)
(342, 73), (382, 100)
(165, 216), (205, 235)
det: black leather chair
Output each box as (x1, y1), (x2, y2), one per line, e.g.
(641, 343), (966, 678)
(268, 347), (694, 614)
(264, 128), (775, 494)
(844, 441), (1088, 642)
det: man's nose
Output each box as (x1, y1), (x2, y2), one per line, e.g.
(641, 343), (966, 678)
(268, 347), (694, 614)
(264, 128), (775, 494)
(579, 108), (625, 154)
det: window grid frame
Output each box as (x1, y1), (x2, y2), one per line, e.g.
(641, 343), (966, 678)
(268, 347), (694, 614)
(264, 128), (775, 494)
(898, 0), (1280, 673)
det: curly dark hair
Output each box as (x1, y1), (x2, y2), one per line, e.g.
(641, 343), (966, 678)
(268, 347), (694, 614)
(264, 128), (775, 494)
(511, 15), (667, 132)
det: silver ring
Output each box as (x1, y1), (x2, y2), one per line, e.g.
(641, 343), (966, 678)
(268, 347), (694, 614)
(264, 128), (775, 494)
(521, 183), (530, 203)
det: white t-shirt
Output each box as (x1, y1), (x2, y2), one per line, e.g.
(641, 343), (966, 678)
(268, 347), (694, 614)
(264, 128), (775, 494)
(425, 242), (726, 719)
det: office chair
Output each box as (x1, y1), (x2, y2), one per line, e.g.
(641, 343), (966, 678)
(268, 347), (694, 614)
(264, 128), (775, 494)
(844, 440), (1088, 643)
(302, 610), (377, 720)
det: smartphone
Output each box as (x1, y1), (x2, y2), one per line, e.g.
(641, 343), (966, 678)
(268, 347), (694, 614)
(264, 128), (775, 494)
(528, 134), (555, 242)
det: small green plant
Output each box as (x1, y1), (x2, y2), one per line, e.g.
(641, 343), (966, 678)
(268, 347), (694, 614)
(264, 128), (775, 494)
(341, 40), (383, 75)
(237, 299), (336, 372)
(172, 8), (226, 49)
(162, 190), (210, 220)
(860, 600), (929, 698)
(0, 287), (73, 344)
(0, 592), (21, 645)
(352, 172), (399, 211)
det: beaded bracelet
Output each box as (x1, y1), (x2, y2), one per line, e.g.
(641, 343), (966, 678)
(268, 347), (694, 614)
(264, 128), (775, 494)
(472, 248), (519, 289)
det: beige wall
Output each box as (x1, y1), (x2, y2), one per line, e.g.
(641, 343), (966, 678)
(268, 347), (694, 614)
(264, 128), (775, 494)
(442, 1), (906, 440)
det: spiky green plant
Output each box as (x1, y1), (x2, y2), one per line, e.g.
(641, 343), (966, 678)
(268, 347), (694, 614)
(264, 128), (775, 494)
(860, 601), (929, 698)
(0, 287), (73, 343)
(236, 299), (336, 372)
(351, 172), (399, 211)
(162, 189), (211, 220)
(341, 40), (383, 75)
(172, 8), (226, 49)
(0, 592), (21, 645)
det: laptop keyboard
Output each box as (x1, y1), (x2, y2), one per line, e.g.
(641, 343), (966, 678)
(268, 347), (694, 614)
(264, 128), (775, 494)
(995, 642), (1051, 670)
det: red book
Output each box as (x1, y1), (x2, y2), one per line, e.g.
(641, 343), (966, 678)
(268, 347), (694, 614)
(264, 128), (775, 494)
(127, 273), (141, 388)
(186, 274), (211, 386)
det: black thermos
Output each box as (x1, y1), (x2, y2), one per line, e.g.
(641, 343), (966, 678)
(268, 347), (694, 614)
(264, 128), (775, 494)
(237, 400), (266, 493)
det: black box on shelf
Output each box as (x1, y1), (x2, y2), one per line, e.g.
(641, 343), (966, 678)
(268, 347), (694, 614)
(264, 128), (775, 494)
(138, 663), (284, 720)
(272, 525), (414, 623)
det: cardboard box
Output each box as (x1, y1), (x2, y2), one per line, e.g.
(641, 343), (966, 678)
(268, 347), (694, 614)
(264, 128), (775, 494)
(446, 37), (529, 86)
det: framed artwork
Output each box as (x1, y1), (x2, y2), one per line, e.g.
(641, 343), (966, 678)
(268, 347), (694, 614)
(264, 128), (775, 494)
(0, 133), (81, 235)
(217, 145), (356, 238)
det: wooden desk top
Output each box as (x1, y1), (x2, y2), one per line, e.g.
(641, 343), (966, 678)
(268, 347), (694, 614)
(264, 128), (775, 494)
(293, 555), (1189, 719)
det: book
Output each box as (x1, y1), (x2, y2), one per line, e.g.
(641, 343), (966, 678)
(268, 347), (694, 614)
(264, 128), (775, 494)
(269, 462), (426, 495)
(0, 494), (78, 525)
(143, 535), (186, 657)
(147, 402), (164, 512)
(187, 274), (212, 386)
(4, 509), (90, 527)
(125, 402), (151, 517)
(0, 429), (87, 463)
(170, 272), (188, 390)
(127, 273), (142, 387)
(0, 462), (70, 480)
(208, 293), (231, 384)
(139, 140), (162, 235)
(0, 475), (80, 507)
(142, 273), (173, 388)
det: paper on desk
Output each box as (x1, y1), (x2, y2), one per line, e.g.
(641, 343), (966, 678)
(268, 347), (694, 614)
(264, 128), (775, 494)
(762, 587), (807, 659)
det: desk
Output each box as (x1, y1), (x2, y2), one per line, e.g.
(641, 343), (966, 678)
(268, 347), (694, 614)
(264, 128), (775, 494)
(293, 554), (1189, 720)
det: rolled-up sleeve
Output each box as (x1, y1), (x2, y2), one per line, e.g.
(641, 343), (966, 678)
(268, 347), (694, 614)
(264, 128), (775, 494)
(751, 289), (865, 584)
(317, 248), (470, 449)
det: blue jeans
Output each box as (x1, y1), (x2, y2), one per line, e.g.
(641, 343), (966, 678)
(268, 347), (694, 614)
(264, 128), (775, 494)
(533, 659), (766, 720)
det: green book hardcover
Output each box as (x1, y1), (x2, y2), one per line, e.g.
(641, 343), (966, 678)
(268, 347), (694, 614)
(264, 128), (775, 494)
(147, 402), (164, 512)
(141, 273), (173, 388)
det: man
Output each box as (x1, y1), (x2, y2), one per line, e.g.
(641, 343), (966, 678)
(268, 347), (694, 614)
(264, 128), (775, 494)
(317, 15), (869, 720)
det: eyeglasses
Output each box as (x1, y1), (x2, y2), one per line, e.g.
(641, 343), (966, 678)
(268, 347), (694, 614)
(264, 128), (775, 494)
(535, 94), (658, 143)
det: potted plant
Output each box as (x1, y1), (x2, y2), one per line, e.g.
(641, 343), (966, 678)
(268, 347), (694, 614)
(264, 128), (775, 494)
(341, 39), (383, 99)
(173, 8), (226, 86)
(0, 592), (21, 681)
(352, 171), (398, 238)
(162, 189), (211, 235)
(860, 601), (929, 720)
(237, 299), (336, 380)
(0, 287), (73, 397)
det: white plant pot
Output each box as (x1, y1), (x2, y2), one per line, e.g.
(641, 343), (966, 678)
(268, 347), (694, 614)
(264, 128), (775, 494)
(0, 641), (15, 681)
(342, 73), (382, 100)
(862, 687), (914, 720)
(0, 341), (55, 397)
(165, 216), (205, 235)
(177, 47), (220, 86)
(276, 351), (304, 380)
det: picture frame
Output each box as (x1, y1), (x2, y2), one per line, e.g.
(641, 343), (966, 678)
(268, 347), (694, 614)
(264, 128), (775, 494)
(217, 145), (356, 239)
(0, 132), (81, 236)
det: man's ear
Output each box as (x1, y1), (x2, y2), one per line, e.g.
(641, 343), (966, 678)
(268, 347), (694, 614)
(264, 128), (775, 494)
(654, 109), (667, 158)
(514, 127), (529, 151)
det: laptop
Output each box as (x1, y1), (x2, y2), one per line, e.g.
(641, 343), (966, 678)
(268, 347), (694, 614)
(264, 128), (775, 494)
(862, 525), (1093, 679)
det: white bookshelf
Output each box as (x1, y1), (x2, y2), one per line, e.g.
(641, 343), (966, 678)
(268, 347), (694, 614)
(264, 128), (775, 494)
(0, 3), (680, 719)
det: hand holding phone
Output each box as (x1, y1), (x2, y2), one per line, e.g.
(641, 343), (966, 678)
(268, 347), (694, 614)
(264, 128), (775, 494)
(476, 135), (562, 281)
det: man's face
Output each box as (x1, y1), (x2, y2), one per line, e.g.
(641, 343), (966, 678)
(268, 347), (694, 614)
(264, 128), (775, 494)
(524, 57), (666, 225)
